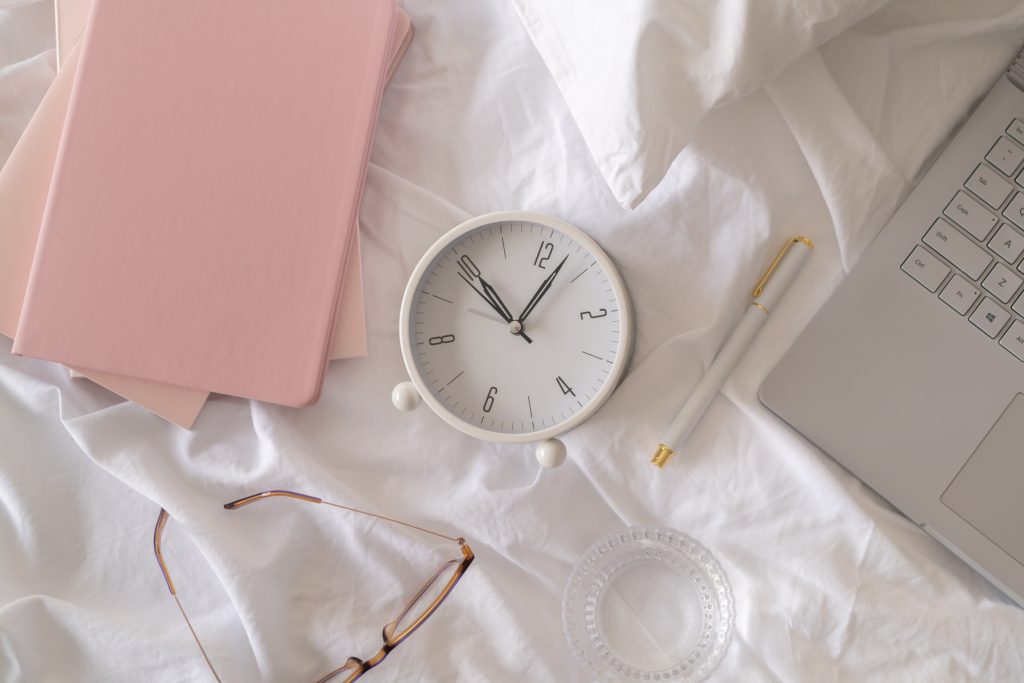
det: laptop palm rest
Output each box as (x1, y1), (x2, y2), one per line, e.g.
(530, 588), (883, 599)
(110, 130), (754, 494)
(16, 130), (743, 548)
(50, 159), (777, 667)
(941, 393), (1024, 564)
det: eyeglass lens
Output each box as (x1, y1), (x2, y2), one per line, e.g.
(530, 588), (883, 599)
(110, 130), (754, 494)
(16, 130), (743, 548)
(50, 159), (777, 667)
(384, 559), (462, 645)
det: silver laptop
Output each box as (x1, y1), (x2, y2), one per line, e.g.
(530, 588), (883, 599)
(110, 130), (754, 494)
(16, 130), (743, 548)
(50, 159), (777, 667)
(761, 47), (1024, 606)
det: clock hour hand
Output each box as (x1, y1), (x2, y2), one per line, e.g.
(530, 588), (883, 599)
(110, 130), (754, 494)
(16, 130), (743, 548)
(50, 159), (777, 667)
(517, 255), (568, 325)
(459, 271), (507, 319)
(459, 272), (533, 343)
(482, 277), (533, 343)
(479, 277), (513, 321)
(481, 277), (535, 343)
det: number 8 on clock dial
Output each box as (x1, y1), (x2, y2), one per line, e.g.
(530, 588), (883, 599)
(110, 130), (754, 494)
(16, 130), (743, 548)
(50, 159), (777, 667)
(393, 212), (634, 467)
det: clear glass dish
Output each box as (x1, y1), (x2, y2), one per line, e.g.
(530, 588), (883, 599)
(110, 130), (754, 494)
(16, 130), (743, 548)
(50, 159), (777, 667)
(562, 527), (734, 682)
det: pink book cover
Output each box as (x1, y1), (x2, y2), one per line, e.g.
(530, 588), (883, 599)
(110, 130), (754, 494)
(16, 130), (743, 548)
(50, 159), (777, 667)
(0, 6), (411, 426)
(0, 44), (208, 427)
(54, 0), (411, 363)
(14, 0), (396, 407)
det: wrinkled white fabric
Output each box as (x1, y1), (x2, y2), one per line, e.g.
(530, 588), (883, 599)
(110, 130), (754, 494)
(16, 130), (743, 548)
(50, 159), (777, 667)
(509, 0), (891, 209)
(2, 1), (1024, 681)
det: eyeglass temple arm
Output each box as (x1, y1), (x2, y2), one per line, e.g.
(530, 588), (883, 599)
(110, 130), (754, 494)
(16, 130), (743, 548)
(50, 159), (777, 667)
(154, 501), (320, 600)
(223, 490), (323, 510)
(152, 508), (224, 683)
(224, 490), (466, 545)
(154, 508), (177, 594)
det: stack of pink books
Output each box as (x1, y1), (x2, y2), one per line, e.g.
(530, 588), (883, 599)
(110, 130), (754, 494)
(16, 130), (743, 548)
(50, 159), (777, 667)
(0, 0), (411, 427)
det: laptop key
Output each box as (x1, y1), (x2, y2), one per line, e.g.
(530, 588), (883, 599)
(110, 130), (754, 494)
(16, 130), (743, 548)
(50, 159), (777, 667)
(982, 262), (1023, 303)
(940, 274), (980, 314)
(999, 320), (1024, 361)
(1003, 191), (1024, 230)
(990, 223), (1024, 263)
(1008, 118), (1024, 146)
(922, 219), (991, 280)
(902, 245), (949, 292)
(1012, 287), (1024, 317)
(944, 191), (998, 240)
(986, 136), (1024, 176)
(970, 297), (1011, 338)
(966, 164), (1013, 208)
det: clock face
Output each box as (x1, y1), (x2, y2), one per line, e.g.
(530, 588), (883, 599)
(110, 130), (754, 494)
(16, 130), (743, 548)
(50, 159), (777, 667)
(400, 212), (632, 443)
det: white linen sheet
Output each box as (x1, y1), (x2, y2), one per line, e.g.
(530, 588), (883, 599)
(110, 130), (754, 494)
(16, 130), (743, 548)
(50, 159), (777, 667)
(2, 0), (1024, 681)
(509, 0), (891, 209)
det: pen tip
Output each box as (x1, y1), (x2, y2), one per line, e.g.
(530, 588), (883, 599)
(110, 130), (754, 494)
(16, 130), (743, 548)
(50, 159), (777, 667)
(650, 444), (675, 468)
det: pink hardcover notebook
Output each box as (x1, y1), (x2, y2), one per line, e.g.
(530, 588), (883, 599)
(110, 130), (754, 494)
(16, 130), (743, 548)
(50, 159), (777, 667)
(0, 6), (411, 425)
(14, 0), (396, 407)
(0, 44), (208, 427)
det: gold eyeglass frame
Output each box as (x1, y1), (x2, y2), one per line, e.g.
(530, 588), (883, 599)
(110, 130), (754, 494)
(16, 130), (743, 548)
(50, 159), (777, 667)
(153, 490), (474, 682)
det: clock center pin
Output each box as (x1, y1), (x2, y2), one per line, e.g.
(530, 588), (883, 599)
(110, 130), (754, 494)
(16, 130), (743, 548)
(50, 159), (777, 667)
(508, 320), (523, 335)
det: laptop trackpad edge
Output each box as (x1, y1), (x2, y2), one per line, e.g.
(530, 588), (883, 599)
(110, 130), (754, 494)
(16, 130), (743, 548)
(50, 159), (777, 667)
(941, 393), (1024, 566)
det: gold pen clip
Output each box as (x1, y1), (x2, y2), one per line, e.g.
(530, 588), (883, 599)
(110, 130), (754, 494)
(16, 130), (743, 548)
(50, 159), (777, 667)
(752, 236), (814, 298)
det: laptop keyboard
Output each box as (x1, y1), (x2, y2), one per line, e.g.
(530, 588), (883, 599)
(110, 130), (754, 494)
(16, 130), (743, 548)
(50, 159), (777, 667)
(902, 117), (1024, 362)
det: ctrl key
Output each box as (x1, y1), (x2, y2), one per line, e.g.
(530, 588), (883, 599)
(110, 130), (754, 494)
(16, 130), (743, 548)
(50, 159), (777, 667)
(902, 245), (949, 292)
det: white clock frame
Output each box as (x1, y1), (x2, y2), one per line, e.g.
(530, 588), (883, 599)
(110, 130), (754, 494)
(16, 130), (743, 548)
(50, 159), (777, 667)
(393, 211), (633, 467)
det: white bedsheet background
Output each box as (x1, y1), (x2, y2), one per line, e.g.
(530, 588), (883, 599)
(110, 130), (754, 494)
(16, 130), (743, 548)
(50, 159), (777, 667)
(2, 0), (1024, 681)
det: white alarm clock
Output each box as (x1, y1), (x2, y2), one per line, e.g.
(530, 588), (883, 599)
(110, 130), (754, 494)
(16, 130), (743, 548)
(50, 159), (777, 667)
(392, 211), (633, 467)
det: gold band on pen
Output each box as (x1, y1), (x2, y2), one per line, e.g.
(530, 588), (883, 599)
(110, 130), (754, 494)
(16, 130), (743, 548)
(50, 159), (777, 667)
(650, 443), (675, 468)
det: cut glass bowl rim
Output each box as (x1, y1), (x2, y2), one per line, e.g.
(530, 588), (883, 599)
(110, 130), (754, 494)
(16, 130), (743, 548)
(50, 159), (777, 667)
(562, 526), (734, 682)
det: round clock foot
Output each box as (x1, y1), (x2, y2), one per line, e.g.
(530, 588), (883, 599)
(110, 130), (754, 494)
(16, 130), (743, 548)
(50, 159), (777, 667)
(391, 381), (421, 412)
(535, 438), (567, 468)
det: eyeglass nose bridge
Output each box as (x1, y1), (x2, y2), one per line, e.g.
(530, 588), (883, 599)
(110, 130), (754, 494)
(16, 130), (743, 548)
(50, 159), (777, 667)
(366, 646), (391, 668)
(315, 655), (369, 683)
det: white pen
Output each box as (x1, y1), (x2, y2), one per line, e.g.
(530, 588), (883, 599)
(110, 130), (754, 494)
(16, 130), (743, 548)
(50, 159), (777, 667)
(651, 236), (814, 468)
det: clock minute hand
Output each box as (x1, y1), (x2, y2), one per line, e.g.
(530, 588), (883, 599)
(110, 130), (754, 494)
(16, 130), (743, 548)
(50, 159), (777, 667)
(517, 255), (568, 324)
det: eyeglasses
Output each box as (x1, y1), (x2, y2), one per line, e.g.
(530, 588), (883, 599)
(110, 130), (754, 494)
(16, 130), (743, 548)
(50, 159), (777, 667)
(153, 490), (474, 682)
